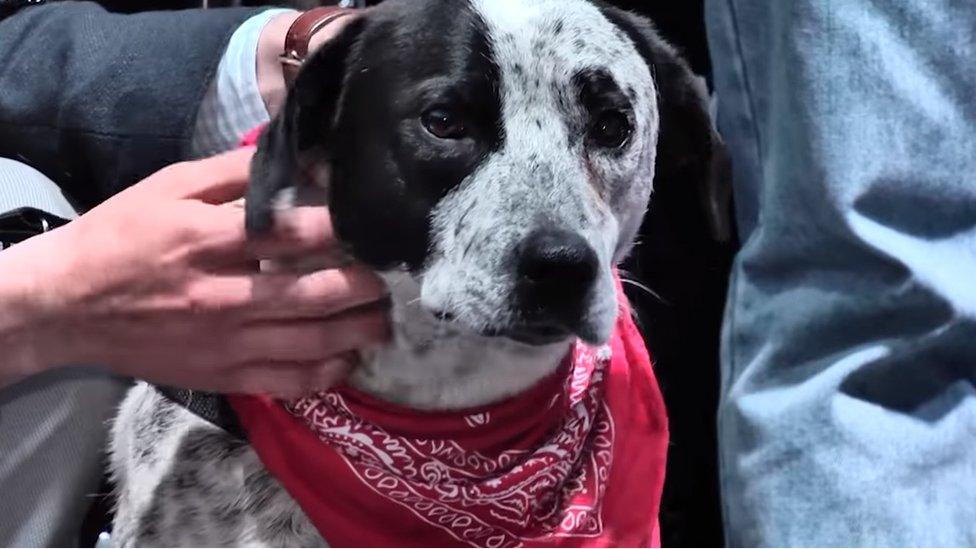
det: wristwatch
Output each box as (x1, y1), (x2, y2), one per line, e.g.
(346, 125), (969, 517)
(0, 207), (70, 251)
(279, 5), (359, 88)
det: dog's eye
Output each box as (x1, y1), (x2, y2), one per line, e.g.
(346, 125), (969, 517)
(589, 110), (633, 149)
(422, 108), (468, 140)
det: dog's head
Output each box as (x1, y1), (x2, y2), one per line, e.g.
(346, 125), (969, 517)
(248, 0), (730, 347)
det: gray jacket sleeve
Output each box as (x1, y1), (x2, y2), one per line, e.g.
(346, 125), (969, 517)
(0, 2), (263, 209)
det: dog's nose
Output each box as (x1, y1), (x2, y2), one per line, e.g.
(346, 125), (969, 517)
(517, 229), (598, 295)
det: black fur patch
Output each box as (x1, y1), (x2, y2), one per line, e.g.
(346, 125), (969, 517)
(249, 0), (504, 271)
(572, 67), (634, 154)
(330, 0), (504, 270)
(597, 2), (733, 243)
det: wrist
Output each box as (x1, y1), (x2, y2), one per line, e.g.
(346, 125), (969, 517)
(0, 231), (74, 385)
(257, 11), (301, 118)
(256, 9), (360, 117)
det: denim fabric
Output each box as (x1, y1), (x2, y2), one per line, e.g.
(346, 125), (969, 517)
(706, 1), (976, 546)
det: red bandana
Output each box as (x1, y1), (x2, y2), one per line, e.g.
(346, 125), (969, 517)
(232, 128), (669, 547)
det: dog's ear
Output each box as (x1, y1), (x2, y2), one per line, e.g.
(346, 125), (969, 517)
(600, 6), (734, 243)
(246, 17), (367, 234)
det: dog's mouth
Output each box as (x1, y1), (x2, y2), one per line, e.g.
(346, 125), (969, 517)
(427, 307), (574, 346)
(483, 323), (573, 346)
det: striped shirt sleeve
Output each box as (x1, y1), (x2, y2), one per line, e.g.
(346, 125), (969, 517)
(190, 8), (295, 159)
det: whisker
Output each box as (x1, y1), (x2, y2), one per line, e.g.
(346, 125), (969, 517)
(620, 276), (669, 306)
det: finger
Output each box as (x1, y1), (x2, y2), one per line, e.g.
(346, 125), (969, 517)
(181, 203), (249, 259)
(192, 263), (389, 317)
(231, 306), (390, 364)
(150, 148), (256, 204)
(219, 356), (356, 398)
(186, 147), (257, 204)
(254, 251), (352, 275)
(253, 264), (390, 317)
(244, 206), (343, 260)
(189, 205), (348, 267)
(213, 252), (350, 277)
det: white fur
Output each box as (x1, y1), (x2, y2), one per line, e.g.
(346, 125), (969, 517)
(350, 271), (572, 409)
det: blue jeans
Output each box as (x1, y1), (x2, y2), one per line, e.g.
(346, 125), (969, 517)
(706, 1), (976, 545)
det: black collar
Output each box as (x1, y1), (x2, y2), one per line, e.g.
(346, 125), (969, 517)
(156, 386), (247, 440)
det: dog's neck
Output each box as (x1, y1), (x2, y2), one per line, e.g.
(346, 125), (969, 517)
(348, 272), (572, 411)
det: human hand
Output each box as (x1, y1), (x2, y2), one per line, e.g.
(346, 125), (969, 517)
(0, 148), (389, 396)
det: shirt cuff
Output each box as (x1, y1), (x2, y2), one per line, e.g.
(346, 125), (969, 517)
(190, 8), (296, 159)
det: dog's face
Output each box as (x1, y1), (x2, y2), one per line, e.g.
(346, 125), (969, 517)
(248, 0), (730, 347)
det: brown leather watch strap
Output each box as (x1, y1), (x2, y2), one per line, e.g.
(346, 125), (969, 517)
(280, 6), (356, 88)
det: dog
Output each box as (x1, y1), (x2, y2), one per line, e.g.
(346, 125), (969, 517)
(109, 0), (730, 545)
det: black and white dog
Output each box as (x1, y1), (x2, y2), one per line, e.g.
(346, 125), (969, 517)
(109, 0), (729, 545)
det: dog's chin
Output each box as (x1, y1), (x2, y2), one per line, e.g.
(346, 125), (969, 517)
(418, 275), (618, 347)
(479, 316), (612, 347)
(422, 299), (617, 347)
(497, 325), (574, 346)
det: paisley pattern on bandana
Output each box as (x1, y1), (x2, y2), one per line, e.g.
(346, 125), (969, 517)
(286, 344), (614, 547)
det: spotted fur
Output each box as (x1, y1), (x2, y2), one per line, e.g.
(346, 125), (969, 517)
(111, 384), (323, 547)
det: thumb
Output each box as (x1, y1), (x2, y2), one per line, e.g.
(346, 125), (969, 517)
(155, 147), (256, 204)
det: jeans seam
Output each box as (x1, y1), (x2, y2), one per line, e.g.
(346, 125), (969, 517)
(725, 0), (765, 170)
(716, 0), (757, 543)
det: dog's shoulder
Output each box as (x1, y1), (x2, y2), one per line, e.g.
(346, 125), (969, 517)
(109, 383), (324, 547)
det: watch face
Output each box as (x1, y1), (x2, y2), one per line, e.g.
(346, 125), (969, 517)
(0, 207), (70, 250)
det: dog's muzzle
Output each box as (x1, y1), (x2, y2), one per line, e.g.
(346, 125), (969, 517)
(509, 228), (599, 344)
